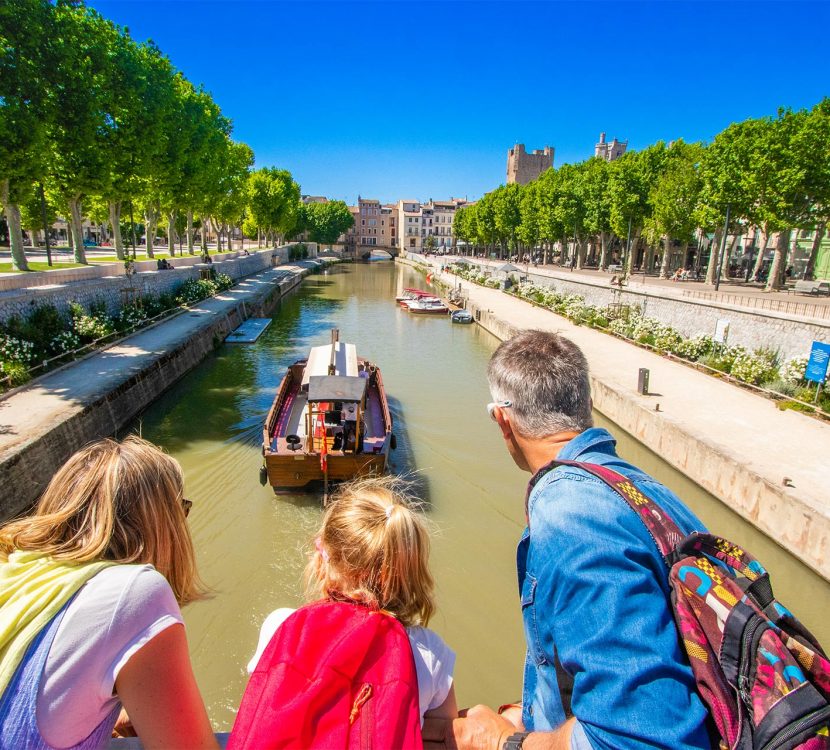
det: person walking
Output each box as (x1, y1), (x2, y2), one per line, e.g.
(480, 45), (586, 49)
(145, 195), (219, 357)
(423, 329), (710, 750)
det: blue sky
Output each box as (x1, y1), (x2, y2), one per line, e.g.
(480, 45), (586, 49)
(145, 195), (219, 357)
(94, 1), (830, 205)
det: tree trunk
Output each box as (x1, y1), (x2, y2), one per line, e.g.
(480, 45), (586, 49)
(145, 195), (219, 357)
(575, 238), (587, 270)
(108, 201), (125, 260)
(805, 223), (825, 280)
(0, 180), (29, 271)
(187, 209), (195, 255)
(705, 229), (722, 285)
(598, 232), (609, 269)
(751, 229), (770, 281)
(68, 195), (87, 264)
(167, 212), (176, 256)
(720, 234), (738, 281)
(201, 223), (208, 254)
(624, 234), (639, 275)
(144, 208), (157, 260)
(765, 229), (789, 291)
(659, 235), (673, 278)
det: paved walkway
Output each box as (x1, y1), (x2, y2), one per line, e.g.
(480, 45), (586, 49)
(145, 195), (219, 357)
(413, 255), (830, 580)
(440, 255), (830, 322)
(0, 263), (309, 464)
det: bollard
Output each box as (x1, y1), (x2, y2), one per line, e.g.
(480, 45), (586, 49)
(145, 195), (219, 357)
(637, 368), (649, 395)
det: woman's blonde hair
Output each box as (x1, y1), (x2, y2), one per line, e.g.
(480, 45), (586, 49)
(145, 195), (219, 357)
(306, 475), (435, 627)
(0, 436), (204, 605)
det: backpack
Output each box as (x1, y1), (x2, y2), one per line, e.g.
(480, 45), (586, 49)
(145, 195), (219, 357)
(547, 459), (830, 750)
(227, 599), (422, 750)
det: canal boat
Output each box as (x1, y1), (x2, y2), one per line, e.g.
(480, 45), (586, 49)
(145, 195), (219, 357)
(261, 330), (394, 493)
(406, 298), (449, 314)
(396, 288), (438, 306)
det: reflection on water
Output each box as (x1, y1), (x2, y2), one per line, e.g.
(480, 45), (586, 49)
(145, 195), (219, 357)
(131, 261), (829, 729)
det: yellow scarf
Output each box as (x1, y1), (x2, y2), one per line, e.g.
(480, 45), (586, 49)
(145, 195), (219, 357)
(0, 551), (113, 696)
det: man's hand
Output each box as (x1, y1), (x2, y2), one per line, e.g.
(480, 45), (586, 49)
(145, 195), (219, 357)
(422, 704), (516, 750)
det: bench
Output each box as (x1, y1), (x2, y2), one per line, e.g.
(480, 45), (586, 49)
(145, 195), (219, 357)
(793, 280), (830, 296)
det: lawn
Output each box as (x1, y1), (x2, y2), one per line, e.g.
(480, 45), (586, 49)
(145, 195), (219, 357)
(0, 261), (87, 273)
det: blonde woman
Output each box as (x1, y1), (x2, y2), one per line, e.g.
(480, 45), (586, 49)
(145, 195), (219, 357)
(0, 436), (218, 750)
(246, 475), (458, 725)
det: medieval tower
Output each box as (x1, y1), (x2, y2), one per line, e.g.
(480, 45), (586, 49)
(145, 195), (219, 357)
(506, 144), (554, 185)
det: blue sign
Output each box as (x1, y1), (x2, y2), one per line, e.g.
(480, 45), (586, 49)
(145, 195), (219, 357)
(805, 341), (830, 384)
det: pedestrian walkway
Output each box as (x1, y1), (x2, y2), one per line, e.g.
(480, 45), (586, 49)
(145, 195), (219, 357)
(416, 255), (830, 581)
(0, 261), (322, 518)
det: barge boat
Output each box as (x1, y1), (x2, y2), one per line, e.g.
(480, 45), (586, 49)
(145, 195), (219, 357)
(261, 330), (394, 493)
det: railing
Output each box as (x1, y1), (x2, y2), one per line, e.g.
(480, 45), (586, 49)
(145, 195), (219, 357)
(681, 288), (830, 321)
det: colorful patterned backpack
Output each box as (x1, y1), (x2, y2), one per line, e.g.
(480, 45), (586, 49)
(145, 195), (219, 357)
(552, 459), (830, 750)
(227, 599), (422, 750)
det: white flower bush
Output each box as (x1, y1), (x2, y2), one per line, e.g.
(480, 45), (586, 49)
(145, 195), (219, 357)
(781, 356), (809, 385)
(50, 331), (81, 354)
(0, 334), (35, 364)
(731, 349), (779, 385)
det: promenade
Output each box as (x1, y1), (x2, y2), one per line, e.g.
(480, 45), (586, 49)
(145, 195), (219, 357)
(410, 255), (830, 582)
(0, 260), (326, 519)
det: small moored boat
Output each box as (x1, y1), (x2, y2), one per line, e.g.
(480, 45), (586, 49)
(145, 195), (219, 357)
(406, 298), (449, 314)
(396, 288), (438, 307)
(261, 330), (394, 493)
(451, 309), (474, 324)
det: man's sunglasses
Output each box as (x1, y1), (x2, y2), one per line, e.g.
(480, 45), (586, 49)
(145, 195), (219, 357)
(486, 400), (512, 421)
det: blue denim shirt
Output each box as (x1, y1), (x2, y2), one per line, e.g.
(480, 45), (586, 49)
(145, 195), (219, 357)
(518, 428), (711, 749)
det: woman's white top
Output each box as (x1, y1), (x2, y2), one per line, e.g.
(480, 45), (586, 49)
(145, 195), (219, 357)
(248, 607), (456, 724)
(38, 565), (182, 746)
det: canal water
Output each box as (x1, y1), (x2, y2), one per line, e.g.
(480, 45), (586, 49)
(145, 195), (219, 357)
(131, 259), (830, 730)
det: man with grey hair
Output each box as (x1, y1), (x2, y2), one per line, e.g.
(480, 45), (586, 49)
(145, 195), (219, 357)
(424, 330), (710, 750)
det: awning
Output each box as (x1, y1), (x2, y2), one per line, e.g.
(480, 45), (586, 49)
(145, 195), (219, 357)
(307, 375), (367, 403)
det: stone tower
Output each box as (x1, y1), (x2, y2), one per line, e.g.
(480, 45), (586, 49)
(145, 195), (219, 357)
(594, 132), (628, 162)
(506, 144), (554, 185)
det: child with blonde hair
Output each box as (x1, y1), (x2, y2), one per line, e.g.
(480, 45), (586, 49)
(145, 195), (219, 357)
(246, 475), (458, 725)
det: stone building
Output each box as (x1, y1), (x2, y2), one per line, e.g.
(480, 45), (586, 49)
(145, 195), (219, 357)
(506, 144), (554, 185)
(594, 132), (627, 161)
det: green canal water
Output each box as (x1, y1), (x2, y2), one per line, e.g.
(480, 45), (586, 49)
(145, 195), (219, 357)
(130, 260), (830, 730)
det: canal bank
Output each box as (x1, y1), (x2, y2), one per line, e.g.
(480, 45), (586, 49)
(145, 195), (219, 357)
(402, 256), (830, 583)
(0, 259), (334, 519)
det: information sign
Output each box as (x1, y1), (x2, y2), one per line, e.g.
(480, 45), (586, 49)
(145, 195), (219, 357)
(805, 341), (830, 384)
(714, 319), (730, 345)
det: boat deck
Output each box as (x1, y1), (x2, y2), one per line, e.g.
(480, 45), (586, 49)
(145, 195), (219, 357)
(269, 381), (387, 454)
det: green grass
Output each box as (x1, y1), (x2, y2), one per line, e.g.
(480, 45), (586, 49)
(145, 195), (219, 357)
(0, 261), (87, 273)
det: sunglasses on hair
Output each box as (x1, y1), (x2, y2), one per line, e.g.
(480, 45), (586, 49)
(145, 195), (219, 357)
(182, 498), (193, 517)
(486, 400), (512, 421)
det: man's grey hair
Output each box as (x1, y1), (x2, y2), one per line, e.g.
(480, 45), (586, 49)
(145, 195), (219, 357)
(487, 330), (593, 438)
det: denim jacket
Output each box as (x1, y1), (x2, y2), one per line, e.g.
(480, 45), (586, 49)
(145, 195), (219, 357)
(518, 428), (712, 749)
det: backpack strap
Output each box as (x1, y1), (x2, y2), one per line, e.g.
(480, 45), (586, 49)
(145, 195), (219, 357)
(530, 458), (687, 564)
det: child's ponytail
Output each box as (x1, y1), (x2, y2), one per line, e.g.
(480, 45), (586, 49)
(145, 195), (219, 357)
(306, 476), (435, 627)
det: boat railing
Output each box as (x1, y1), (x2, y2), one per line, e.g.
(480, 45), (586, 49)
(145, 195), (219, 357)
(263, 370), (295, 449)
(373, 368), (393, 436)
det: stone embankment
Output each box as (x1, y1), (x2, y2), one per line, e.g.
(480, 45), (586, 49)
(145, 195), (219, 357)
(0, 257), (333, 520)
(0, 245), (314, 324)
(404, 256), (830, 583)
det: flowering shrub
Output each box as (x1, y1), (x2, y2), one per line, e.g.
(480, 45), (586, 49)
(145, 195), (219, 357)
(484, 278), (501, 289)
(630, 316), (662, 344)
(781, 356), (809, 385)
(0, 334), (36, 364)
(116, 304), (147, 332)
(608, 317), (634, 337)
(50, 331), (81, 354)
(731, 349), (779, 385)
(69, 302), (115, 342)
(175, 278), (218, 304)
(675, 335), (714, 361)
(215, 273), (234, 291)
(654, 328), (685, 353)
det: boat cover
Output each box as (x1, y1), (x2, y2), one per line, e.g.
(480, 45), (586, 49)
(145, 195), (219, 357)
(307, 375), (367, 403)
(301, 343), (358, 386)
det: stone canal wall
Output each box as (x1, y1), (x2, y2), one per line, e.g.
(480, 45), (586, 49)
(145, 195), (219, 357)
(403, 257), (830, 582)
(0, 247), (294, 325)
(520, 270), (830, 360)
(0, 261), (328, 520)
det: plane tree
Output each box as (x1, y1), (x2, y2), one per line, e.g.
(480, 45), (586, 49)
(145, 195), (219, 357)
(303, 201), (354, 247)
